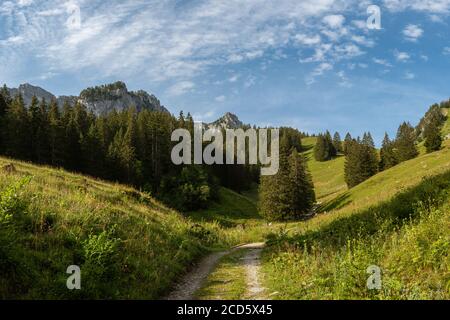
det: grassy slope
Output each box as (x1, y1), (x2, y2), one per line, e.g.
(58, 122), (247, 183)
(314, 139), (450, 218)
(0, 157), (240, 299)
(301, 137), (346, 204)
(261, 132), (450, 299)
(186, 187), (271, 245)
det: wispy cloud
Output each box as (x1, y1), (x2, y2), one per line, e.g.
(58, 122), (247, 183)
(402, 24), (423, 42)
(394, 50), (410, 62)
(166, 81), (195, 96)
(0, 0), (384, 88)
(373, 58), (393, 67)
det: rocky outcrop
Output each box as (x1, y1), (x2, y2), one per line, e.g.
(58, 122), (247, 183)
(6, 81), (169, 115)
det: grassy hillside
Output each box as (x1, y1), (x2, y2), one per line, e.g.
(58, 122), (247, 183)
(186, 187), (272, 245)
(316, 139), (450, 216)
(442, 107), (450, 137)
(0, 157), (244, 299)
(301, 137), (346, 203)
(263, 175), (450, 299)
(262, 137), (450, 299)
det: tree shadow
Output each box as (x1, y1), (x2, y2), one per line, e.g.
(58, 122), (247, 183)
(317, 192), (352, 213)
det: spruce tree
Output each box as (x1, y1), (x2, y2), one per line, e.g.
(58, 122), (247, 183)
(424, 120), (442, 153)
(260, 135), (315, 221)
(325, 130), (336, 157)
(344, 136), (378, 188)
(394, 122), (418, 163)
(259, 135), (293, 221)
(333, 132), (342, 154)
(0, 87), (9, 154)
(4, 94), (30, 159)
(314, 134), (330, 161)
(343, 132), (352, 155)
(288, 150), (315, 217)
(48, 99), (64, 166)
(379, 133), (397, 171)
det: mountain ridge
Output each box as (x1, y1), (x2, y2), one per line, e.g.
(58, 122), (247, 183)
(5, 81), (169, 115)
(4, 82), (244, 128)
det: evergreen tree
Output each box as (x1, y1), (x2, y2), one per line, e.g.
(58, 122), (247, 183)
(379, 133), (397, 171)
(343, 132), (352, 155)
(333, 132), (342, 154)
(394, 122), (418, 162)
(424, 120), (442, 153)
(344, 136), (378, 188)
(288, 150), (315, 217)
(259, 135), (295, 221)
(4, 94), (30, 159)
(259, 135), (315, 221)
(35, 98), (50, 163)
(325, 130), (336, 157)
(48, 99), (64, 166)
(313, 134), (330, 161)
(0, 86), (10, 154)
(362, 132), (375, 148)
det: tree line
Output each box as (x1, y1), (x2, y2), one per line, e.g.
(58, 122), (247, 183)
(0, 86), (266, 210)
(314, 103), (446, 189)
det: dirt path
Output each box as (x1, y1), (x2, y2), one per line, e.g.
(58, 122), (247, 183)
(165, 243), (266, 300)
(241, 242), (267, 299)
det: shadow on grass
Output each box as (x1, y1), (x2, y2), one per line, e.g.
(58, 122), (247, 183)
(268, 170), (450, 250)
(318, 192), (352, 213)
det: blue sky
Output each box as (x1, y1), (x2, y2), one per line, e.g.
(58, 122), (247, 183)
(2, 0), (450, 144)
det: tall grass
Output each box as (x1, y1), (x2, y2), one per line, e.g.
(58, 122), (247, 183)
(262, 171), (450, 299)
(0, 158), (251, 299)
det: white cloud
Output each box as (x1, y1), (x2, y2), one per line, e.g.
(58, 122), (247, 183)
(215, 95), (226, 102)
(373, 58), (393, 67)
(306, 62), (333, 85)
(323, 15), (345, 28)
(394, 50), (410, 62)
(337, 70), (352, 87)
(228, 74), (239, 82)
(383, 0), (450, 13)
(9, 0), (351, 83)
(351, 35), (375, 47)
(352, 20), (367, 29)
(402, 24), (423, 41)
(443, 47), (450, 55)
(294, 34), (321, 46)
(166, 81), (195, 96)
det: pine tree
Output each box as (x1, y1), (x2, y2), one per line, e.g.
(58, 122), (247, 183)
(259, 135), (315, 221)
(35, 98), (50, 163)
(333, 132), (342, 154)
(325, 130), (336, 157)
(424, 120), (442, 153)
(394, 122), (418, 162)
(48, 99), (64, 166)
(344, 136), (378, 188)
(4, 94), (30, 159)
(259, 136), (295, 221)
(379, 133), (397, 171)
(0, 86), (10, 154)
(288, 150), (315, 217)
(343, 132), (352, 155)
(314, 134), (330, 161)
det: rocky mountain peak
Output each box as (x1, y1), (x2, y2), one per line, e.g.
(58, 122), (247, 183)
(209, 112), (244, 129)
(5, 81), (169, 115)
